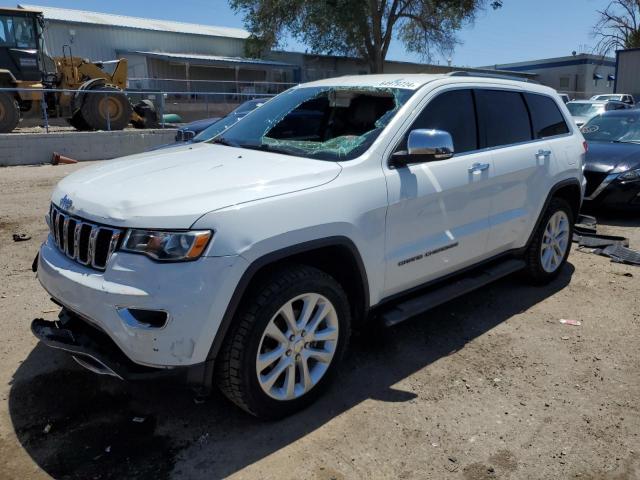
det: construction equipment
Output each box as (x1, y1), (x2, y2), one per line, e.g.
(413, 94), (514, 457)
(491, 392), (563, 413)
(0, 7), (157, 133)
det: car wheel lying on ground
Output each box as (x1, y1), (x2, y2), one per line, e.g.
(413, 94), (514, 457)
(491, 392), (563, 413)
(31, 73), (586, 418)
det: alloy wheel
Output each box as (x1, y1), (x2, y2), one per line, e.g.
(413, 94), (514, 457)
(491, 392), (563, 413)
(256, 293), (339, 401)
(540, 210), (570, 273)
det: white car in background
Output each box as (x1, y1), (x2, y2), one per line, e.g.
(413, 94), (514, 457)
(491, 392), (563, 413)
(590, 93), (636, 106)
(566, 100), (631, 127)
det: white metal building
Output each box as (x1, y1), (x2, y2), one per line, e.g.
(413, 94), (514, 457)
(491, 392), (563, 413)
(20, 3), (301, 90)
(17, 3), (534, 96)
(484, 54), (616, 99)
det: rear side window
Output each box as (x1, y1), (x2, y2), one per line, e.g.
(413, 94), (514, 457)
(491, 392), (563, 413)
(401, 89), (478, 154)
(475, 90), (532, 148)
(524, 93), (570, 138)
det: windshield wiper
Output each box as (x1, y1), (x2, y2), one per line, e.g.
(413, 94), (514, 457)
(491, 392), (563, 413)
(210, 136), (239, 147)
(239, 143), (297, 157)
(611, 140), (640, 144)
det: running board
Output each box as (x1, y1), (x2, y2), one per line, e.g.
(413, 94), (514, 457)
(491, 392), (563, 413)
(381, 258), (526, 328)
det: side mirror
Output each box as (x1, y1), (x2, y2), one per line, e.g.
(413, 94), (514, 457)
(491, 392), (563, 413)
(391, 129), (454, 167)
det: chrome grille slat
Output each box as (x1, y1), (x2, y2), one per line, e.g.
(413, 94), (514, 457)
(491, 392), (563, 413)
(62, 216), (70, 256)
(107, 230), (121, 260)
(53, 209), (62, 248)
(88, 226), (99, 269)
(49, 204), (122, 271)
(73, 222), (82, 261)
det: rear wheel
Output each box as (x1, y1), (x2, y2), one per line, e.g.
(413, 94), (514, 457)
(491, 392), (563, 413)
(215, 265), (350, 419)
(523, 198), (574, 284)
(0, 92), (20, 133)
(79, 85), (132, 131)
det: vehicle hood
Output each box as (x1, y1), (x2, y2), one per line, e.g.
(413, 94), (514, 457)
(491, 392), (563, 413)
(52, 143), (342, 229)
(585, 141), (640, 173)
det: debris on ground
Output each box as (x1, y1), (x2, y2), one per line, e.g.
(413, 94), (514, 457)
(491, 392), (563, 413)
(601, 244), (640, 266)
(43, 423), (51, 434)
(51, 152), (78, 165)
(105, 445), (111, 453)
(132, 416), (146, 423)
(559, 319), (582, 326)
(573, 215), (640, 266)
(12, 233), (31, 242)
(612, 271), (633, 278)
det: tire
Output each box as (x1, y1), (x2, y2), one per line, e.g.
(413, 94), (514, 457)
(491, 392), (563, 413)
(523, 197), (574, 284)
(79, 85), (132, 131)
(0, 92), (20, 133)
(215, 264), (351, 419)
(132, 99), (159, 129)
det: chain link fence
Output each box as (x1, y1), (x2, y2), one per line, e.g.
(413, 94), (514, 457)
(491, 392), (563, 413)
(0, 79), (296, 134)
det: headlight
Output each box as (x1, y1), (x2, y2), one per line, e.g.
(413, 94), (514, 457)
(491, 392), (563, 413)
(618, 168), (640, 182)
(121, 229), (212, 261)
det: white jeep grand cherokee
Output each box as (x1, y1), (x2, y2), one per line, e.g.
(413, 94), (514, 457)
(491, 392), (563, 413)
(33, 73), (586, 418)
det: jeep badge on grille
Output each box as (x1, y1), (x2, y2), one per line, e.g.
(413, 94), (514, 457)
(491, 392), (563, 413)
(59, 195), (73, 211)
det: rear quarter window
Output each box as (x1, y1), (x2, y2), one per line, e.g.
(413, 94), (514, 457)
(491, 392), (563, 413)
(524, 93), (570, 138)
(475, 90), (532, 148)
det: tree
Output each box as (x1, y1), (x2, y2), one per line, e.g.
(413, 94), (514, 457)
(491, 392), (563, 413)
(230, 0), (503, 73)
(593, 0), (640, 55)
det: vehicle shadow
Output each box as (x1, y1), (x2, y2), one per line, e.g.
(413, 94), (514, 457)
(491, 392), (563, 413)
(8, 265), (574, 479)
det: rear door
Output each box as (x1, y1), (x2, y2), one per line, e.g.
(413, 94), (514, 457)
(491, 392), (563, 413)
(480, 90), (569, 253)
(383, 88), (494, 296)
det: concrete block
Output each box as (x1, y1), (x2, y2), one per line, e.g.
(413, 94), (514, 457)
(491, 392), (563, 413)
(0, 129), (178, 166)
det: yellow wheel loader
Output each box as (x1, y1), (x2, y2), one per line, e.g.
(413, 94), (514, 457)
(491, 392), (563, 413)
(0, 7), (157, 133)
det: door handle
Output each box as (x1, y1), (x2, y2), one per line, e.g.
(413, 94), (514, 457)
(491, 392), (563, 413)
(468, 162), (490, 173)
(537, 149), (552, 159)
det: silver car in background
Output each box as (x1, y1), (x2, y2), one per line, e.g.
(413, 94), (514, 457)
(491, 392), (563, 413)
(566, 100), (632, 127)
(590, 93), (636, 106)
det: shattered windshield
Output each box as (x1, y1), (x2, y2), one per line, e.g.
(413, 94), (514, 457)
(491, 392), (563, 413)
(209, 86), (415, 161)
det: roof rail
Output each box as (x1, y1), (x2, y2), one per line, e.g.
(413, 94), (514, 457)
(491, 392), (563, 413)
(447, 71), (540, 84)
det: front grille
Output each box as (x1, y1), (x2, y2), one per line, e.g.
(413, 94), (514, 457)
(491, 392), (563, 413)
(175, 129), (195, 142)
(49, 204), (122, 271)
(583, 171), (609, 197)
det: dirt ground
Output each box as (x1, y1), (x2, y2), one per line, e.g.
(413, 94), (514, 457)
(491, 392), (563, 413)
(0, 162), (638, 480)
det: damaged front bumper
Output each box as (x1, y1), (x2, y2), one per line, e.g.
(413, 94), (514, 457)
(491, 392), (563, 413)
(31, 309), (181, 381)
(36, 235), (247, 368)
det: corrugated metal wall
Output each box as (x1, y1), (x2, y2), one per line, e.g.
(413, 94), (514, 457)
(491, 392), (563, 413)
(616, 49), (640, 97)
(42, 21), (246, 60)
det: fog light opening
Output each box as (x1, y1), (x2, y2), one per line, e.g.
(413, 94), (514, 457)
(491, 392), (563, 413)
(118, 308), (169, 329)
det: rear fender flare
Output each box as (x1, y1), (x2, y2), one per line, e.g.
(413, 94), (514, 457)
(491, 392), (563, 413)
(524, 177), (582, 250)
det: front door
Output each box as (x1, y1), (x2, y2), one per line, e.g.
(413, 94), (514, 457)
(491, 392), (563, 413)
(383, 88), (494, 297)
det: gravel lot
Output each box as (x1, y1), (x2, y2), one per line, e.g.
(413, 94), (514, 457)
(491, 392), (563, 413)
(0, 162), (638, 480)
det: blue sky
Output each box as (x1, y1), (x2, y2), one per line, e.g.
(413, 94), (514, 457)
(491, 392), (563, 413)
(25, 0), (612, 66)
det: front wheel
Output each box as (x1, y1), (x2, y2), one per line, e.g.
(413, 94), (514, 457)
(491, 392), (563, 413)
(215, 265), (350, 418)
(523, 198), (574, 284)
